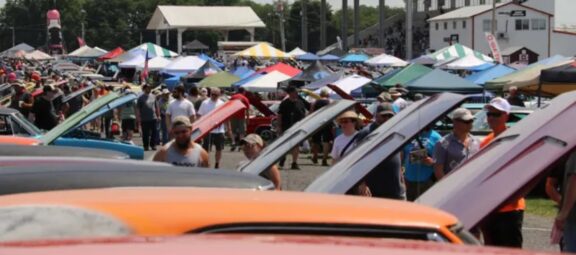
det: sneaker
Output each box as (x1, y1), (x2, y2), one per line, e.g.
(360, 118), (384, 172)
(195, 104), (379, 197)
(291, 162), (300, 170)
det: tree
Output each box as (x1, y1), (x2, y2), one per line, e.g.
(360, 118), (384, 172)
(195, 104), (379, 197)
(286, 0), (338, 53)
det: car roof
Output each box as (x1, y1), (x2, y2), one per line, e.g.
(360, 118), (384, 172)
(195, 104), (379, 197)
(0, 187), (458, 234)
(0, 234), (556, 255)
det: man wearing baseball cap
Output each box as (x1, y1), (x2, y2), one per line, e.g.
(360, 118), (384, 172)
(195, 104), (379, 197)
(238, 134), (281, 190)
(433, 108), (480, 180)
(480, 97), (524, 248)
(153, 116), (209, 167)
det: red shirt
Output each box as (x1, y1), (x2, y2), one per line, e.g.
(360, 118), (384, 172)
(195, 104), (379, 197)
(230, 93), (250, 119)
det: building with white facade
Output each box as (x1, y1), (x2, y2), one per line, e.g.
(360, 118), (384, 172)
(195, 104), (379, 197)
(428, 1), (576, 60)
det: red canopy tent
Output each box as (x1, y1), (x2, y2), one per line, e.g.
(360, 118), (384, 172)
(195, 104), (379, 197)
(97, 47), (124, 61)
(255, 63), (301, 77)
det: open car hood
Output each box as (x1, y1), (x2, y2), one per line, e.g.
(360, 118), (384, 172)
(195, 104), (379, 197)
(239, 100), (356, 175)
(191, 99), (246, 142)
(417, 91), (576, 230)
(61, 84), (95, 104)
(306, 93), (467, 194)
(244, 91), (276, 116)
(39, 92), (135, 144)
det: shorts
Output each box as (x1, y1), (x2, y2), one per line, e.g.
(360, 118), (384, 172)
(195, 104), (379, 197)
(122, 119), (136, 132)
(312, 125), (333, 144)
(231, 118), (246, 135)
(202, 133), (225, 151)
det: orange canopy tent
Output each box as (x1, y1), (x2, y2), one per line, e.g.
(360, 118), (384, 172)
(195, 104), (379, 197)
(97, 47), (125, 61)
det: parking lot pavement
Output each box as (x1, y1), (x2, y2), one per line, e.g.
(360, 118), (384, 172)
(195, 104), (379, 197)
(143, 147), (558, 252)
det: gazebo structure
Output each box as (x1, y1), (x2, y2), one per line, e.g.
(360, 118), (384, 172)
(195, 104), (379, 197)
(146, 6), (266, 54)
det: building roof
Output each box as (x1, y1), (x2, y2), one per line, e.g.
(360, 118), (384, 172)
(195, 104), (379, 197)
(427, 2), (552, 22)
(500, 46), (538, 56)
(428, 4), (501, 21)
(147, 6), (266, 30)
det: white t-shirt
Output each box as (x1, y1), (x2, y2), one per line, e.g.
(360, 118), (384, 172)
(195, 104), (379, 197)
(167, 98), (195, 122)
(331, 131), (358, 162)
(393, 97), (408, 111)
(198, 98), (225, 133)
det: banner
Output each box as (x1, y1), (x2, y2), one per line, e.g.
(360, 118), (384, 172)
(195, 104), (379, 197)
(77, 37), (86, 47)
(484, 32), (503, 63)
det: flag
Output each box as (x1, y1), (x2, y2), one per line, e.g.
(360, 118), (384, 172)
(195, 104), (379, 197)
(77, 37), (86, 47)
(140, 51), (149, 83)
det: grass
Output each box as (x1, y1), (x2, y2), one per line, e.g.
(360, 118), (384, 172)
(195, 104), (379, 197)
(526, 198), (558, 218)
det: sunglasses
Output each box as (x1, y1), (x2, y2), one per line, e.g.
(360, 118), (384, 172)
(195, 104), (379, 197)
(339, 119), (356, 124)
(456, 119), (474, 124)
(486, 112), (503, 118)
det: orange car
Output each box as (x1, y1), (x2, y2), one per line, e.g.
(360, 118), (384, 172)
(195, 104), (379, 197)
(0, 136), (40, 145)
(0, 187), (478, 244)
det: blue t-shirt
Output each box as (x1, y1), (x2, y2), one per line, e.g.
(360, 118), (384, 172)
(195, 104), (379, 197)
(403, 130), (441, 182)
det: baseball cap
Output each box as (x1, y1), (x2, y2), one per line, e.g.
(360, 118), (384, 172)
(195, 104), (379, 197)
(484, 97), (511, 114)
(377, 92), (392, 102)
(451, 108), (474, 121)
(172, 116), (192, 128)
(241, 134), (264, 147)
(376, 102), (395, 116)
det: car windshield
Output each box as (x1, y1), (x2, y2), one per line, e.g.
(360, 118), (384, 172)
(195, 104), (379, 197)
(14, 112), (43, 135)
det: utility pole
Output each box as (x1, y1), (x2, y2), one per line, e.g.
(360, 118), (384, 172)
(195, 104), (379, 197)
(379, 0), (386, 49)
(81, 9), (86, 41)
(341, 0), (348, 51)
(405, 0), (413, 59)
(353, 0), (359, 47)
(275, 0), (286, 51)
(301, 0), (308, 51)
(11, 26), (15, 47)
(491, 0), (496, 36)
(320, 0), (326, 49)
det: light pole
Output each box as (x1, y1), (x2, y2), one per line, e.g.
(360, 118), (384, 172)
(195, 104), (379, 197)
(81, 9), (86, 41)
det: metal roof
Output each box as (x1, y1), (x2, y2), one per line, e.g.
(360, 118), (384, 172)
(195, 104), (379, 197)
(147, 6), (266, 30)
(428, 3), (506, 22)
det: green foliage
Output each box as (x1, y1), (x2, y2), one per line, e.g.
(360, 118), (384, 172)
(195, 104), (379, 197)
(0, 0), (400, 53)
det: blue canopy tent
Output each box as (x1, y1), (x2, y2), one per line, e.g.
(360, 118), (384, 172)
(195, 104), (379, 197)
(339, 53), (369, 63)
(465, 64), (516, 85)
(231, 66), (255, 79)
(199, 53), (225, 69)
(304, 71), (346, 90)
(296, 52), (320, 62)
(319, 54), (340, 62)
(405, 68), (483, 94)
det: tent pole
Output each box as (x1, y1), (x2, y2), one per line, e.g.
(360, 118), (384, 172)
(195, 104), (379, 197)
(537, 80), (542, 107)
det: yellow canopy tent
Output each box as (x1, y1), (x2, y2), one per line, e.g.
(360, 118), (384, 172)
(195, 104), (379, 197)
(234, 42), (290, 59)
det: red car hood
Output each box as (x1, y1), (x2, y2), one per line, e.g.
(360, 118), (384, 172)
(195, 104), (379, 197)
(417, 91), (576, 229)
(191, 99), (246, 142)
(0, 234), (557, 255)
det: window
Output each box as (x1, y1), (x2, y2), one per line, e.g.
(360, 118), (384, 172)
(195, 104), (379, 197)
(531, 19), (546, 30)
(435, 22), (439, 30)
(462, 20), (466, 29)
(483, 19), (497, 32)
(444, 22), (447, 30)
(515, 19), (530, 30)
(453, 21), (457, 29)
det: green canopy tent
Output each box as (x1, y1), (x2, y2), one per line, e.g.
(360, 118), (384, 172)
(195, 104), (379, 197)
(198, 72), (241, 88)
(370, 63), (433, 91)
(405, 68), (483, 94)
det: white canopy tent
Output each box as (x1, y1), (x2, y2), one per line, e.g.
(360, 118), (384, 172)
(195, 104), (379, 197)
(242, 71), (291, 92)
(161, 56), (206, 73)
(288, 47), (307, 57)
(136, 56), (172, 71)
(365, 54), (408, 67)
(443, 54), (494, 70)
(118, 54), (146, 69)
(315, 74), (372, 99)
(24, 50), (53, 61)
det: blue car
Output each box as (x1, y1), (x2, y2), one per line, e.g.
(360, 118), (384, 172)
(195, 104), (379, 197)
(0, 92), (144, 159)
